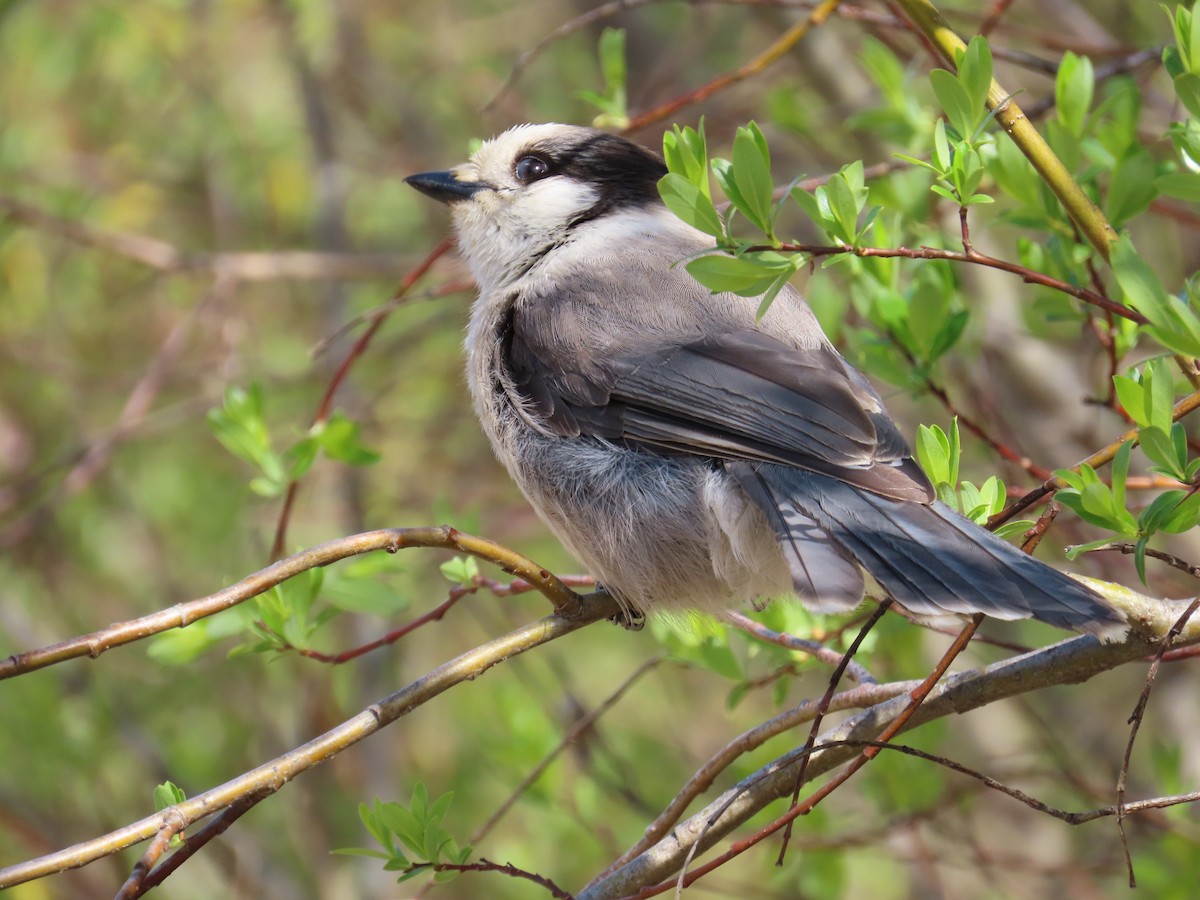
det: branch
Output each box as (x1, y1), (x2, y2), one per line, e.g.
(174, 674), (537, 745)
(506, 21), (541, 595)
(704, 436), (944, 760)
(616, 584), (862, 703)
(0, 527), (587, 679)
(579, 621), (1196, 899)
(268, 237), (454, 560)
(623, 0), (843, 133)
(0, 195), (406, 281)
(725, 611), (877, 683)
(891, 0), (1117, 258)
(991, 389), (1200, 527)
(0, 595), (617, 891)
(771, 241), (1144, 323)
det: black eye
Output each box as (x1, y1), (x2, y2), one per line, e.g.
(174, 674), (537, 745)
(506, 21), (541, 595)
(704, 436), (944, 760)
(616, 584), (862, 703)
(514, 155), (551, 183)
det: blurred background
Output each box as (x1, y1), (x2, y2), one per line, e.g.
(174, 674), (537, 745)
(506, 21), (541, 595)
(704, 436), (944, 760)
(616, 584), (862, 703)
(1, 1), (1197, 897)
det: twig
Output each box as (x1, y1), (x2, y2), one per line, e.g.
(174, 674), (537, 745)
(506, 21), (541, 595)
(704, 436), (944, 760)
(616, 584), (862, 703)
(768, 240), (1144, 323)
(580, 628), (1180, 899)
(114, 812), (185, 900)
(777, 600), (891, 859)
(0, 596), (617, 891)
(1085, 544), (1200, 581)
(0, 274), (234, 550)
(891, 0), (1117, 258)
(622, 0), (843, 134)
(126, 791), (269, 897)
(591, 679), (919, 881)
(1020, 502), (1060, 555)
(991, 388), (1200, 527)
(0, 195), (406, 281)
(1116, 597), (1200, 888)
(791, 739), (1200, 825)
(419, 858), (572, 899)
(286, 574), (597, 664)
(471, 656), (664, 845)
(0, 527), (585, 680)
(725, 611), (877, 683)
(268, 238), (454, 561)
(978, 0), (1016, 37)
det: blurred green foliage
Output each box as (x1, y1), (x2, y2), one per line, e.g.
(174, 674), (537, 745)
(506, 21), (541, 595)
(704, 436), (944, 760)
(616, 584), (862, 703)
(1, 1), (1199, 898)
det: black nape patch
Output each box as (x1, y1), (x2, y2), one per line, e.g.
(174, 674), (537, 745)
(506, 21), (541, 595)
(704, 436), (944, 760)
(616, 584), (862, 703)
(538, 132), (668, 230)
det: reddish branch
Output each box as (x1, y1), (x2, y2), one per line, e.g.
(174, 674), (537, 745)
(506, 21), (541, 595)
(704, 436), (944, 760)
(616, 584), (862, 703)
(283, 575), (596, 665)
(634, 614), (986, 897)
(268, 238), (454, 561)
(769, 241), (1146, 324)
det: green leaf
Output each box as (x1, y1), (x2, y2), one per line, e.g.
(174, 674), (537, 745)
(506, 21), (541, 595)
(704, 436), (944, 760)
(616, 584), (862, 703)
(957, 36), (994, 116)
(313, 412), (381, 466)
(1156, 171), (1200, 202)
(1111, 440), (1131, 513)
(915, 420), (960, 489)
(1106, 151), (1158, 227)
(439, 556), (479, 588)
(1112, 235), (1200, 357)
(1174, 71), (1200, 120)
(730, 122), (775, 236)
(1113, 374), (1146, 424)
(685, 253), (794, 297)
(662, 122), (711, 195)
(824, 162), (868, 244)
(930, 68), (975, 139)
(658, 173), (724, 237)
(153, 781), (187, 811)
(696, 637), (742, 680)
(1055, 51), (1094, 137)
(577, 28), (627, 126)
(1142, 426), (1187, 480)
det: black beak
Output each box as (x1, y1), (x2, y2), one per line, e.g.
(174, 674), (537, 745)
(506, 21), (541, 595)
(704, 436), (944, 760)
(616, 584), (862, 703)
(404, 170), (486, 204)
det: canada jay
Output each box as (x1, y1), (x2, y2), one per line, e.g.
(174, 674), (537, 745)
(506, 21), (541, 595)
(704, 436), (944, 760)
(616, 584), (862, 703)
(406, 123), (1122, 634)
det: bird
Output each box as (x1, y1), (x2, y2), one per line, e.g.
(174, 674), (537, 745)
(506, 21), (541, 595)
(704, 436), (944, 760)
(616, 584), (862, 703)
(405, 123), (1123, 635)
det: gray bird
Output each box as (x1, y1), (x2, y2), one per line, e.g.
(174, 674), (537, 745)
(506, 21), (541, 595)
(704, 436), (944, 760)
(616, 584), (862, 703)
(406, 123), (1122, 634)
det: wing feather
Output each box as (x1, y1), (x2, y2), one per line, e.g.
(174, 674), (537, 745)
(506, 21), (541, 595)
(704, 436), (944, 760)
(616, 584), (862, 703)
(505, 307), (933, 503)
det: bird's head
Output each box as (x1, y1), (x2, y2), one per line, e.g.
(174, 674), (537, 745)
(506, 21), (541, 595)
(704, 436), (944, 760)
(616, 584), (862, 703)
(406, 124), (668, 291)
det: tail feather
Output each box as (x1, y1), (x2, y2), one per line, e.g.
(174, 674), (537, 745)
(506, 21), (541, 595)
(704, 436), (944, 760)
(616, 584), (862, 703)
(737, 464), (1123, 634)
(731, 463), (864, 611)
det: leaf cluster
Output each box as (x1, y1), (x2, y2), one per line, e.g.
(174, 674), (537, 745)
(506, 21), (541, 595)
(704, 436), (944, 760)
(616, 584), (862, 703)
(336, 785), (473, 885)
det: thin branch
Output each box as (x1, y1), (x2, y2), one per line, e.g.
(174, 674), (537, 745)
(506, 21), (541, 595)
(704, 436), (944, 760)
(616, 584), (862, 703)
(132, 791), (272, 896)
(114, 813), (185, 900)
(288, 574), (597, 665)
(592, 679), (919, 882)
(0, 274), (233, 549)
(268, 238), (454, 561)
(0, 527), (587, 680)
(471, 656), (665, 845)
(0, 195), (406, 281)
(1085, 544), (1200, 581)
(891, 0), (1118, 258)
(482, 1), (904, 115)
(580, 627), (1188, 899)
(0, 596), (616, 891)
(622, 0), (843, 134)
(778, 600), (892, 858)
(725, 611), (877, 683)
(1116, 597), (1200, 887)
(786, 739), (1200, 826)
(770, 241), (1145, 323)
(420, 858), (572, 899)
(991, 388), (1200, 527)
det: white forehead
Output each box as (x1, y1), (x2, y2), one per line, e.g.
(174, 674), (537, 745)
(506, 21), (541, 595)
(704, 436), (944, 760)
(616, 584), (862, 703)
(460, 123), (591, 182)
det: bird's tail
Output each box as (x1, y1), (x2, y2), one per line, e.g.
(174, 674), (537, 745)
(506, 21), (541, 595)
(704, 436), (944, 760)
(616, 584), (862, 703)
(731, 463), (1124, 635)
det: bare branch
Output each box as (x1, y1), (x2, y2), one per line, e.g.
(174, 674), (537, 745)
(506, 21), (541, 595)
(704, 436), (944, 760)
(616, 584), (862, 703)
(579, 625), (1196, 899)
(0, 597), (615, 891)
(0, 527), (589, 680)
(725, 611), (877, 683)
(0, 195), (407, 281)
